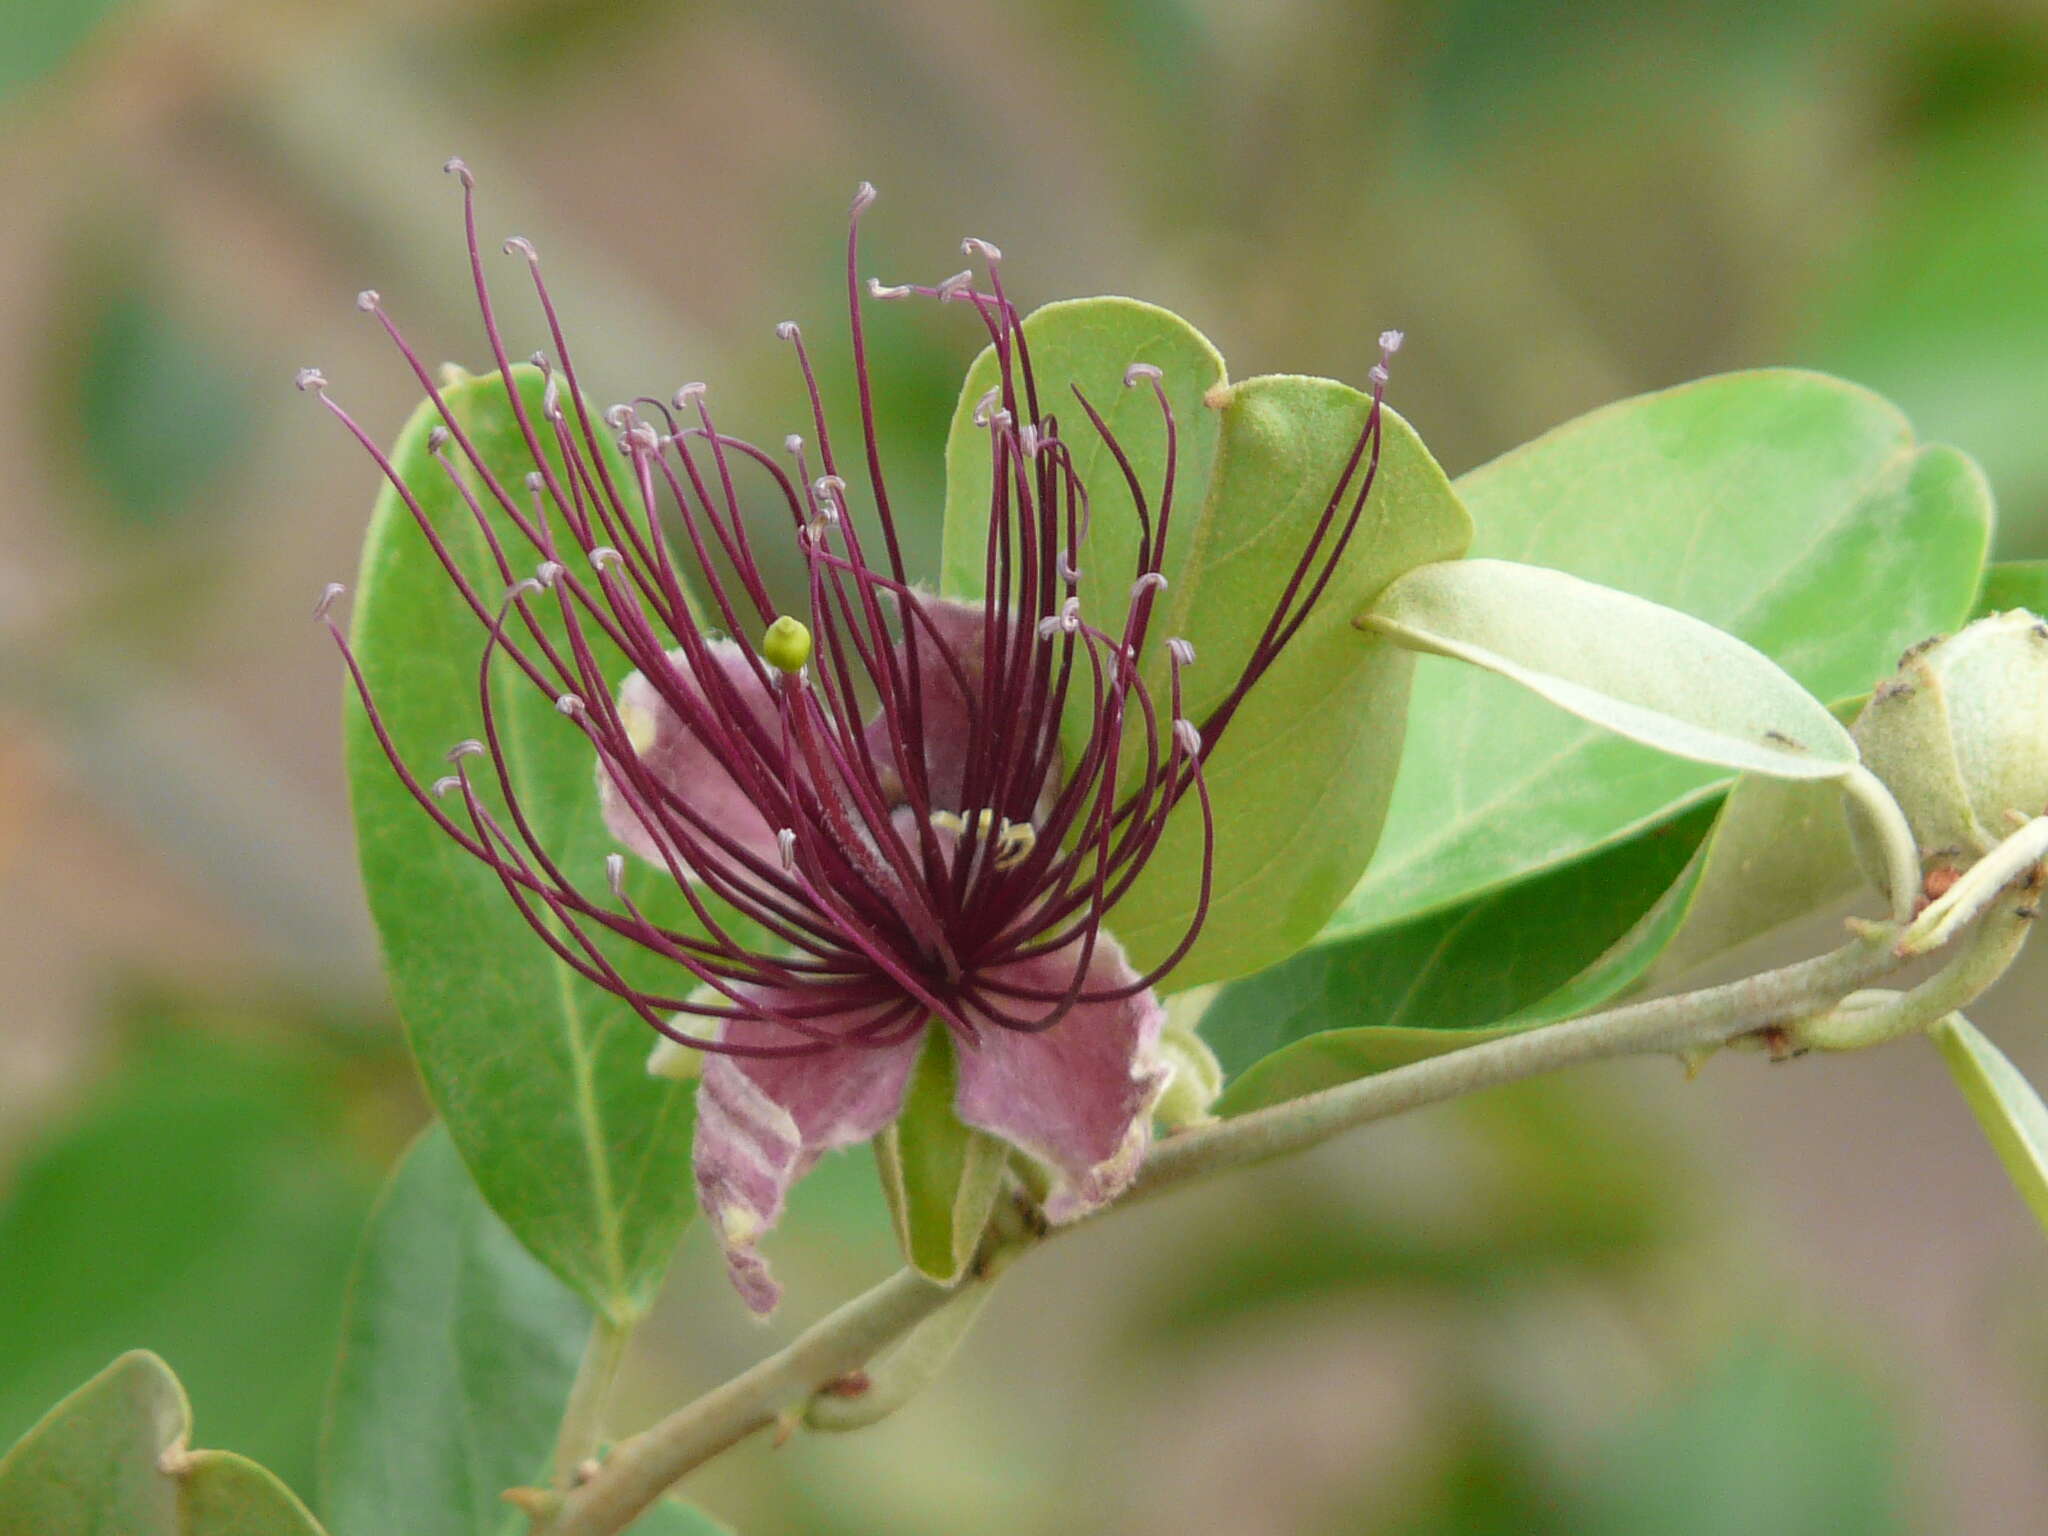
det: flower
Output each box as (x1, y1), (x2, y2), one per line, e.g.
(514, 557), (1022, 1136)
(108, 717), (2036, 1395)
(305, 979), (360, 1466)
(315, 166), (1398, 1311)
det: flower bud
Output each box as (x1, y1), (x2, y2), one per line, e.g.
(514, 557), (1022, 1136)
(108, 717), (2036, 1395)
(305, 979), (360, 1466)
(1849, 610), (2048, 894)
(1153, 985), (1224, 1131)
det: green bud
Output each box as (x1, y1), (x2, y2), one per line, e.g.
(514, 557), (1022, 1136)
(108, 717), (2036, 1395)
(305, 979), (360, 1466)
(1849, 610), (2048, 894)
(761, 614), (813, 674)
(1154, 985), (1225, 1131)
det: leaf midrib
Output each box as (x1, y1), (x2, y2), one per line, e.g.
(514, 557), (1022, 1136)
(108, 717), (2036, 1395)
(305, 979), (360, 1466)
(446, 391), (629, 1316)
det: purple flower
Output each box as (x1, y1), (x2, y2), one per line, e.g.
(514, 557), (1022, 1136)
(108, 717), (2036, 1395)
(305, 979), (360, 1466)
(317, 166), (1396, 1311)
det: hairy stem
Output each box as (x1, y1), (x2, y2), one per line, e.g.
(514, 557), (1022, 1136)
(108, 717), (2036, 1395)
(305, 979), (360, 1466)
(1801, 897), (2036, 1051)
(550, 917), (1928, 1536)
(804, 1279), (1001, 1432)
(1130, 922), (1899, 1201)
(550, 1269), (973, 1536)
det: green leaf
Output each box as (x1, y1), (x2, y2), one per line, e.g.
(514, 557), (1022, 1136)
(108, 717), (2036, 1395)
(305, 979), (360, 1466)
(0, 1025), (374, 1495)
(940, 298), (1226, 603)
(320, 1126), (726, 1536)
(1326, 370), (1992, 941)
(1641, 769), (1864, 990)
(874, 1032), (1006, 1285)
(1931, 1013), (2048, 1234)
(0, 1353), (325, 1536)
(941, 301), (1470, 984)
(345, 366), (701, 1321)
(319, 1125), (590, 1536)
(1366, 559), (1859, 778)
(1977, 559), (2048, 618)
(1209, 802), (1716, 1113)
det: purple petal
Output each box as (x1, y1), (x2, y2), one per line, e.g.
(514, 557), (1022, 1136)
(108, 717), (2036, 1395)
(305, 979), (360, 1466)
(867, 595), (1055, 817)
(955, 929), (1169, 1223)
(598, 640), (781, 878)
(692, 995), (923, 1313)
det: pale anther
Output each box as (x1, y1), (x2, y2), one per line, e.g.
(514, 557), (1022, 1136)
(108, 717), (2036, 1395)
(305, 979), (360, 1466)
(972, 387), (1001, 426)
(1368, 364), (1389, 388)
(535, 560), (566, 587)
(442, 156), (474, 185)
(935, 269), (975, 301)
(605, 403), (635, 430)
(776, 827), (798, 871)
(524, 470), (545, 491)
(427, 426), (450, 451)
(1167, 637), (1197, 668)
(313, 582), (345, 620)
(556, 694), (586, 717)
(994, 819), (1037, 871)
(1123, 362), (1164, 387)
(1174, 718), (1203, 756)
(605, 852), (627, 896)
(590, 546), (623, 570)
(432, 774), (462, 798)
(867, 278), (911, 300)
(504, 236), (538, 263)
(446, 739), (485, 762)
(295, 367), (327, 392)
(962, 237), (1003, 262)
(673, 382), (708, 408)
(355, 289), (380, 312)
(1379, 329), (1405, 354)
(775, 320), (799, 341)
(851, 181), (878, 214)
(1132, 572), (1168, 597)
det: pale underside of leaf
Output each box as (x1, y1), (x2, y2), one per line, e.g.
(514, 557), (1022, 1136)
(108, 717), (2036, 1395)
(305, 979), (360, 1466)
(1365, 558), (1858, 781)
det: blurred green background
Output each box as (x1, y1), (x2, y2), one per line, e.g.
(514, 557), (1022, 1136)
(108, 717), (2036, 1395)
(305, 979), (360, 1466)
(5, 0), (2048, 1530)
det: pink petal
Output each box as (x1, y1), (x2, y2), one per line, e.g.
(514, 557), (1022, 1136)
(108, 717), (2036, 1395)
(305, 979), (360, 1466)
(867, 595), (1055, 816)
(954, 929), (1169, 1223)
(598, 640), (782, 879)
(692, 994), (923, 1313)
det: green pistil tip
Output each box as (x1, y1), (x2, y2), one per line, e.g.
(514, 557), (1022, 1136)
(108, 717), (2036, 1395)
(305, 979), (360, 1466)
(762, 615), (813, 674)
